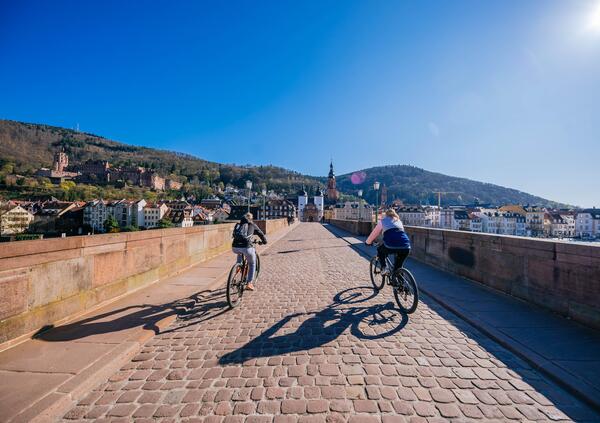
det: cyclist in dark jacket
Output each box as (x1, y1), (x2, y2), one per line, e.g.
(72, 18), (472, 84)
(365, 208), (411, 275)
(232, 213), (267, 291)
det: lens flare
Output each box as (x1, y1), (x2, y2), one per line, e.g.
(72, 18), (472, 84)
(351, 171), (366, 185)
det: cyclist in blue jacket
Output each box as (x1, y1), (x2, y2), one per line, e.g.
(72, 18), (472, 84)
(365, 208), (411, 275)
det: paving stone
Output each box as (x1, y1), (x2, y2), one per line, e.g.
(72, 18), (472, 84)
(281, 399), (308, 414)
(436, 403), (461, 418)
(57, 224), (600, 422)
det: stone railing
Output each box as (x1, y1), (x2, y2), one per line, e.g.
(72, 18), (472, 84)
(0, 224), (240, 346)
(406, 226), (600, 330)
(254, 218), (293, 235)
(328, 219), (374, 236)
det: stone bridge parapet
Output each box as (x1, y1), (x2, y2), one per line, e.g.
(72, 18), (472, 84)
(328, 220), (600, 330)
(0, 224), (239, 346)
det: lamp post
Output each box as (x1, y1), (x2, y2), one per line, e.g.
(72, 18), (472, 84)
(357, 189), (363, 221)
(261, 188), (267, 220)
(245, 180), (252, 213)
(373, 181), (380, 224)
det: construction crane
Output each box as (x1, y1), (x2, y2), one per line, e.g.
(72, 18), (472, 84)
(433, 191), (462, 208)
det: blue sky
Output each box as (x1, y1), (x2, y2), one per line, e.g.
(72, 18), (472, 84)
(1, 1), (599, 206)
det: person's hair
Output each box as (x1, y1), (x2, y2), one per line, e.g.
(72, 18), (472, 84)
(244, 212), (253, 221)
(385, 208), (399, 220)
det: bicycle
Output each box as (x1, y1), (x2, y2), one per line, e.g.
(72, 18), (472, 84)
(369, 243), (419, 314)
(226, 239), (262, 308)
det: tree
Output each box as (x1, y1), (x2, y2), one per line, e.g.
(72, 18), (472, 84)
(157, 217), (173, 228)
(103, 215), (120, 233)
(59, 180), (76, 191)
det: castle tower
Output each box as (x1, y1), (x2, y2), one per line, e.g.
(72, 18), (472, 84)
(314, 187), (324, 221)
(327, 160), (339, 204)
(297, 187), (308, 221)
(53, 150), (69, 172)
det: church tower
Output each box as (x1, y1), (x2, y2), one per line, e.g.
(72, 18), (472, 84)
(326, 160), (339, 204)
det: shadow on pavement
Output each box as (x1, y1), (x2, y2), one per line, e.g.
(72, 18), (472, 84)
(35, 288), (229, 342)
(220, 286), (408, 365)
(321, 222), (600, 421)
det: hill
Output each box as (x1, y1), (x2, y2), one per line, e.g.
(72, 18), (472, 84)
(0, 120), (321, 196)
(336, 165), (565, 208)
(1, 120), (565, 207)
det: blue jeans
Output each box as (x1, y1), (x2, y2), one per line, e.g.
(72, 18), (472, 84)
(232, 247), (257, 282)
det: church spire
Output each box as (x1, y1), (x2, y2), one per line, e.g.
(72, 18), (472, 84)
(326, 160), (338, 204)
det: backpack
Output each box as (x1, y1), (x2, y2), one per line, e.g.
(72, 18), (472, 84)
(232, 223), (252, 245)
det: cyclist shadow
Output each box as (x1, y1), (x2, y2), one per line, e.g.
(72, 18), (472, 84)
(35, 288), (229, 342)
(219, 286), (408, 365)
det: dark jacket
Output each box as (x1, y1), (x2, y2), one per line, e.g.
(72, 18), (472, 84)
(232, 217), (267, 248)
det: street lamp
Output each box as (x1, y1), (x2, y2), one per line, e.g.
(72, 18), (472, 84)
(357, 189), (363, 221)
(373, 181), (380, 224)
(245, 180), (253, 213)
(261, 188), (267, 220)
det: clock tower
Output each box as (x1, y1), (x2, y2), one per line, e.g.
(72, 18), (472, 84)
(326, 160), (339, 204)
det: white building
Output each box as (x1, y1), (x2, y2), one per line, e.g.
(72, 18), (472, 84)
(468, 213), (483, 232)
(545, 212), (573, 238)
(112, 199), (146, 228)
(297, 188), (325, 222)
(0, 204), (34, 235)
(166, 208), (193, 228)
(143, 203), (169, 228)
(439, 209), (454, 229)
(83, 200), (109, 232)
(576, 209), (600, 238)
(395, 206), (426, 226)
(560, 213), (576, 237)
(525, 206), (546, 237)
(333, 201), (373, 221)
(425, 206), (441, 228)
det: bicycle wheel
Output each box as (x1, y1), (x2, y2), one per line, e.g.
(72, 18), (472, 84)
(254, 253), (261, 282)
(369, 256), (385, 291)
(392, 268), (419, 314)
(226, 264), (244, 308)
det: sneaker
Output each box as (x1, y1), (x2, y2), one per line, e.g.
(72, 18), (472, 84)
(381, 266), (390, 276)
(246, 283), (255, 291)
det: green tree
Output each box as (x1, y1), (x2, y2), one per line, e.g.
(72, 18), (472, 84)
(59, 180), (76, 191)
(157, 217), (173, 228)
(103, 215), (120, 233)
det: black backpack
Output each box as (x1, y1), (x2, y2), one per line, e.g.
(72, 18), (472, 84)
(232, 223), (252, 245)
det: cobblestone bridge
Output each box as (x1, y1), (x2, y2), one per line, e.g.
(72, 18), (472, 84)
(61, 223), (599, 422)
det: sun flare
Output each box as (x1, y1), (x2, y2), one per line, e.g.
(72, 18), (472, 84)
(585, 1), (600, 32)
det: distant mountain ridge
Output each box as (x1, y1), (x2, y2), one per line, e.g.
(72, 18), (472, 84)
(336, 165), (566, 208)
(0, 120), (564, 207)
(0, 120), (320, 193)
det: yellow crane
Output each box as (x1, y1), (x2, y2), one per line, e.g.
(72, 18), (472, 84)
(433, 191), (462, 208)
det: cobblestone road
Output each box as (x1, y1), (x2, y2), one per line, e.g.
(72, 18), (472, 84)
(62, 223), (599, 422)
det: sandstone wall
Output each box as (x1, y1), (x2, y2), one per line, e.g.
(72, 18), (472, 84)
(328, 219), (374, 236)
(326, 220), (600, 329)
(406, 226), (600, 330)
(0, 224), (237, 345)
(254, 218), (292, 236)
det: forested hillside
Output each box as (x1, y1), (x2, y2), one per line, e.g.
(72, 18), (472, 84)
(337, 165), (564, 207)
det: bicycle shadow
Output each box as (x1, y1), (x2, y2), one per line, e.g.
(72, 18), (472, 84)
(219, 286), (408, 364)
(35, 288), (229, 342)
